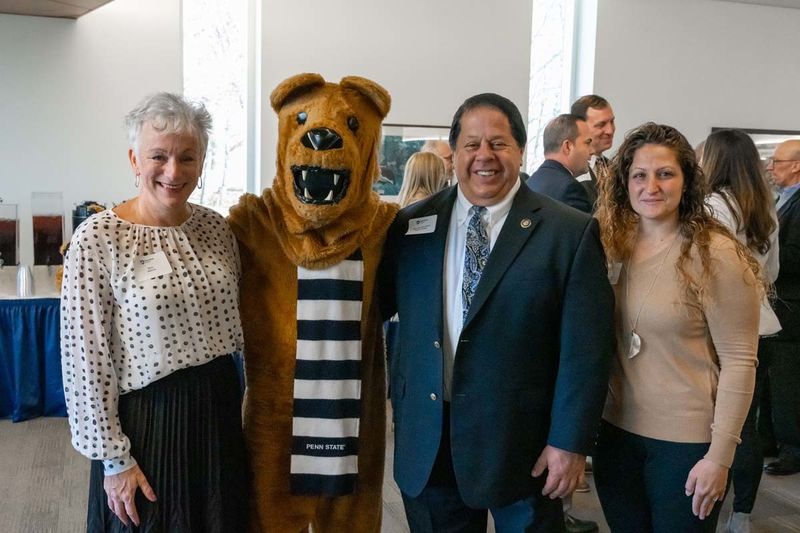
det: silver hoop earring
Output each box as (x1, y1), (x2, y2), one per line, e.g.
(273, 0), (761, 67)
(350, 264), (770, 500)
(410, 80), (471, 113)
(134, 173), (140, 188)
(197, 175), (203, 189)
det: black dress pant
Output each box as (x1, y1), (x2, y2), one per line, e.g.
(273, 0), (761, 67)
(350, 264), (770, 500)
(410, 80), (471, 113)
(400, 403), (564, 533)
(760, 338), (800, 451)
(729, 338), (769, 513)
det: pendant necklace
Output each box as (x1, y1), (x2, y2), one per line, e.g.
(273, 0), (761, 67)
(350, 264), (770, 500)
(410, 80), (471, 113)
(625, 233), (678, 358)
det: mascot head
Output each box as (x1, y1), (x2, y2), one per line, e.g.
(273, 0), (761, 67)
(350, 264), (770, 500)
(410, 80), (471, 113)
(270, 73), (391, 229)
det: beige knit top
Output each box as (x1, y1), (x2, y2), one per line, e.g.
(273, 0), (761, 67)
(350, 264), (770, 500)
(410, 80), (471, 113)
(603, 233), (759, 468)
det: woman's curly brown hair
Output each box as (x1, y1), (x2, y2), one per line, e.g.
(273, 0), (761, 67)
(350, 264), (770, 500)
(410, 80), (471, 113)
(596, 122), (762, 298)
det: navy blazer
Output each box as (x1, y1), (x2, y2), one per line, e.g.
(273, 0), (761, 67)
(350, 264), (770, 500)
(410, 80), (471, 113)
(378, 182), (614, 508)
(526, 159), (592, 214)
(775, 189), (800, 340)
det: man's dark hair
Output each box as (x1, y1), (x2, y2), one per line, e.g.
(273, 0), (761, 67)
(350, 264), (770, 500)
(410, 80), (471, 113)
(543, 114), (585, 154)
(449, 93), (527, 149)
(570, 95), (610, 120)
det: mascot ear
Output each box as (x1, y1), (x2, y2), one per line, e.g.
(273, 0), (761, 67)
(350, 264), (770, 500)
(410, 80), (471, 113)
(270, 73), (326, 112)
(340, 76), (391, 119)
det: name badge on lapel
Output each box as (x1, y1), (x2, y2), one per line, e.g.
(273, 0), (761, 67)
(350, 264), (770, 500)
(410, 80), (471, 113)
(134, 251), (173, 281)
(406, 215), (437, 235)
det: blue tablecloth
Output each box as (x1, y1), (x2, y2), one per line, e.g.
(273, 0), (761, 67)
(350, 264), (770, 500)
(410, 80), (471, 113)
(0, 298), (66, 422)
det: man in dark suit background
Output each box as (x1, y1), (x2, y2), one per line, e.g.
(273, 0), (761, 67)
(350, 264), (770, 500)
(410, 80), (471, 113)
(526, 113), (599, 532)
(570, 95), (616, 213)
(762, 139), (800, 476)
(379, 93), (614, 531)
(526, 114), (594, 214)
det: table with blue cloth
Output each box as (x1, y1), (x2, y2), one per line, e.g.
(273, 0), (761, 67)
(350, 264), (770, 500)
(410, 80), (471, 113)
(0, 297), (66, 422)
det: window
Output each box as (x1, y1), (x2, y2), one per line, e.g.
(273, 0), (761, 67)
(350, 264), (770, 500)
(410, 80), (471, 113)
(183, 0), (251, 214)
(526, 0), (576, 173)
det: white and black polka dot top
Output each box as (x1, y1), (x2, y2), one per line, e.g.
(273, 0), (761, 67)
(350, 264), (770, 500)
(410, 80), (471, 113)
(60, 204), (244, 475)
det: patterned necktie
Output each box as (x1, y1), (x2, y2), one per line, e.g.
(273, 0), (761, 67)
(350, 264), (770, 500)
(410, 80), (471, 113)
(462, 205), (489, 324)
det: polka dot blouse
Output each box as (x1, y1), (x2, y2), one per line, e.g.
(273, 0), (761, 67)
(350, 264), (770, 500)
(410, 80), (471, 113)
(60, 205), (244, 475)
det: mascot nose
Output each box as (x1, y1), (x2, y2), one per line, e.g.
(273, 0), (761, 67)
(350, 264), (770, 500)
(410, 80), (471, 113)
(302, 128), (343, 151)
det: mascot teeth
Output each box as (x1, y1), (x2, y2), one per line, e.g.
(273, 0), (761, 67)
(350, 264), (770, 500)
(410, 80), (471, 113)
(291, 165), (351, 205)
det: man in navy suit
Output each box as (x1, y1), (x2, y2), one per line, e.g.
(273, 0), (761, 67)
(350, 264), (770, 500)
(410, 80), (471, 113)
(526, 113), (599, 533)
(379, 93), (614, 531)
(762, 139), (800, 476)
(526, 114), (595, 214)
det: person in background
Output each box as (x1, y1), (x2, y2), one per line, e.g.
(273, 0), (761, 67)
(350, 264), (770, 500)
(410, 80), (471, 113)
(526, 112), (600, 532)
(570, 95), (616, 212)
(695, 140), (706, 164)
(60, 92), (249, 532)
(526, 113), (595, 213)
(594, 122), (760, 533)
(760, 140), (800, 477)
(386, 151), (450, 387)
(380, 92), (614, 532)
(702, 129), (780, 533)
(397, 151), (449, 208)
(421, 139), (456, 185)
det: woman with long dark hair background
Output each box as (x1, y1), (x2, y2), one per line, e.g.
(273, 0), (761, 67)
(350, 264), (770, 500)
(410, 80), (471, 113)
(703, 129), (780, 533)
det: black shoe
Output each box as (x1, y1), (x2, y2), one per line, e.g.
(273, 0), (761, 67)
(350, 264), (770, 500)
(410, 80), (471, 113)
(564, 512), (599, 533)
(762, 443), (779, 457)
(764, 458), (800, 476)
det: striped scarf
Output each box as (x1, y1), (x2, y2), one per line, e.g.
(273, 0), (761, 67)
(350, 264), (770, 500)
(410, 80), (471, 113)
(290, 250), (363, 495)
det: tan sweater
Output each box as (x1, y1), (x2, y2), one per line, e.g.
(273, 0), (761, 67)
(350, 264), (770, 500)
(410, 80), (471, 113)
(603, 233), (759, 467)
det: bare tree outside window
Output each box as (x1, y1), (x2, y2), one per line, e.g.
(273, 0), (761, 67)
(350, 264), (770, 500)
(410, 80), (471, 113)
(527, 0), (574, 173)
(183, 0), (247, 214)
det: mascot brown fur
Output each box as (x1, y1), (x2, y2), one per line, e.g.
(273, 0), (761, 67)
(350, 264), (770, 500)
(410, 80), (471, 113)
(229, 73), (398, 532)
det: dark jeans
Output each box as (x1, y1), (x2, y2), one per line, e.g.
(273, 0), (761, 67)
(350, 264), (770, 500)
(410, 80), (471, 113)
(401, 403), (564, 533)
(594, 421), (723, 533)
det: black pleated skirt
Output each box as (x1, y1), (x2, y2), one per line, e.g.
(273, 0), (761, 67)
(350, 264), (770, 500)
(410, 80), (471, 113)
(86, 355), (249, 533)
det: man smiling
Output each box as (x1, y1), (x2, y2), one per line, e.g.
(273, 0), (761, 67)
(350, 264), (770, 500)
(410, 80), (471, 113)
(571, 95), (616, 212)
(379, 93), (614, 531)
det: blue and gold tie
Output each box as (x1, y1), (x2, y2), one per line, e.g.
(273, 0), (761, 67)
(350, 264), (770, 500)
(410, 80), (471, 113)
(462, 205), (489, 324)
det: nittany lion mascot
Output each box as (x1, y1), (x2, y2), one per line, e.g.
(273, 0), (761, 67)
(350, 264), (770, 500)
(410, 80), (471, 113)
(229, 73), (398, 532)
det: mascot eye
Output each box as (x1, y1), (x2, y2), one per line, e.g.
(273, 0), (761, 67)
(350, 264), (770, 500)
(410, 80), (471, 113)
(347, 116), (359, 132)
(296, 112), (308, 125)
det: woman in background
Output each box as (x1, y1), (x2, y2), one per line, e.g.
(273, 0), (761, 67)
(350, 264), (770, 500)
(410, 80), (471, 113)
(396, 151), (448, 208)
(385, 151), (448, 393)
(703, 128), (780, 533)
(594, 122), (761, 532)
(61, 92), (248, 532)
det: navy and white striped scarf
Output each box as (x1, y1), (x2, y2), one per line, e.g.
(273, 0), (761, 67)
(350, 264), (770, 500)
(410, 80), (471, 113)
(290, 250), (363, 496)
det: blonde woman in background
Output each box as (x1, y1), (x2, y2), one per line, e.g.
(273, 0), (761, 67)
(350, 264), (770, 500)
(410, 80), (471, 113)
(396, 151), (448, 208)
(385, 151), (448, 396)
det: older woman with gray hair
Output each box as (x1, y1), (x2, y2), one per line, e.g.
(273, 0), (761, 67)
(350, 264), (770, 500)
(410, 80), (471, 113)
(60, 92), (248, 532)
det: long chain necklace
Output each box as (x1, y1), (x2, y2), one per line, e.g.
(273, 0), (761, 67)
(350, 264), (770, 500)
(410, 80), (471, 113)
(625, 234), (679, 358)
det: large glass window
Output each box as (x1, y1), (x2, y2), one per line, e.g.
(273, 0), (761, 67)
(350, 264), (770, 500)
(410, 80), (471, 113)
(526, 0), (575, 173)
(183, 0), (249, 214)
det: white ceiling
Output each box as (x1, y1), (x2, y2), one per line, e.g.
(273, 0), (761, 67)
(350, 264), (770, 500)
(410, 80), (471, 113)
(715, 0), (800, 9)
(0, 0), (113, 19)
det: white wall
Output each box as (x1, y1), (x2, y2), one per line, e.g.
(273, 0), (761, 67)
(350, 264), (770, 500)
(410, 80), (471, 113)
(593, 0), (800, 152)
(259, 0), (533, 187)
(0, 0), (181, 267)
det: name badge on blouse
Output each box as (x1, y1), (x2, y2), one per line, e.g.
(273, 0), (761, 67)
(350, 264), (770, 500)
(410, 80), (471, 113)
(134, 251), (173, 281)
(406, 215), (437, 235)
